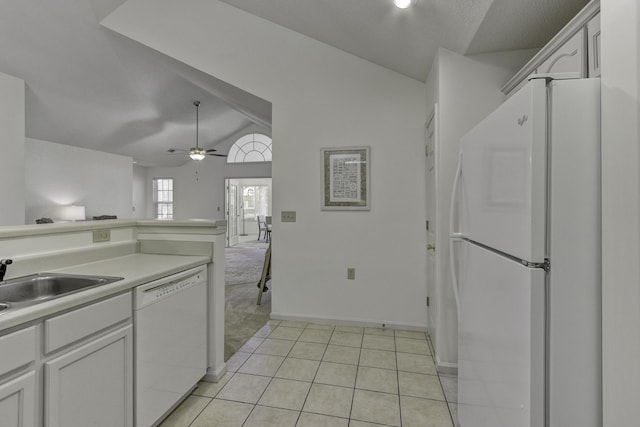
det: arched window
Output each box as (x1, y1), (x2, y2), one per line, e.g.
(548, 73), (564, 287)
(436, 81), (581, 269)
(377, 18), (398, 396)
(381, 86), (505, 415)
(227, 133), (272, 163)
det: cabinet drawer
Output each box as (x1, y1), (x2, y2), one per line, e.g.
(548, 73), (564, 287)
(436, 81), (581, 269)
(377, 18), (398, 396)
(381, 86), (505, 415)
(45, 292), (131, 354)
(0, 326), (36, 376)
(538, 28), (586, 78)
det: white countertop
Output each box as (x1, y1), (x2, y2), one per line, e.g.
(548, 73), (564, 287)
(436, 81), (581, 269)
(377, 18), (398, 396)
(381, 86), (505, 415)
(0, 253), (210, 332)
(0, 218), (227, 239)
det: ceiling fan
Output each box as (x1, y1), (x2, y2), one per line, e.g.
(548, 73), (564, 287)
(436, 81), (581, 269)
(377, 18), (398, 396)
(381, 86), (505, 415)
(167, 101), (227, 160)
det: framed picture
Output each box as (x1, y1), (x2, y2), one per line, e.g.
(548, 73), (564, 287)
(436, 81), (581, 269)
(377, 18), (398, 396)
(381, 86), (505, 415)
(321, 146), (370, 211)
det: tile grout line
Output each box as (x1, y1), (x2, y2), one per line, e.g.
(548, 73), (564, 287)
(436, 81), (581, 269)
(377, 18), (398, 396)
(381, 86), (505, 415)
(348, 328), (362, 423)
(294, 323), (334, 424)
(241, 323), (302, 426)
(428, 332), (457, 427)
(186, 323), (451, 427)
(395, 332), (404, 427)
(185, 395), (214, 427)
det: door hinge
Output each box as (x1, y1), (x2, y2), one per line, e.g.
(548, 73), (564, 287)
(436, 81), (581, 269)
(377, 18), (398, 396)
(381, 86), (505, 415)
(426, 220), (429, 231)
(426, 296), (430, 307)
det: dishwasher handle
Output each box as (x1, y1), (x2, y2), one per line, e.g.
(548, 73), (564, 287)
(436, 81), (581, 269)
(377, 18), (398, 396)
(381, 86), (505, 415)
(134, 265), (207, 309)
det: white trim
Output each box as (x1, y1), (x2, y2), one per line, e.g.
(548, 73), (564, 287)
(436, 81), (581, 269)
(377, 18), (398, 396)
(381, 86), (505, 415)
(203, 365), (227, 383)
(435, 355), (458, 376)
(269, 312), (427, 332)
(502, 0), (600, 94)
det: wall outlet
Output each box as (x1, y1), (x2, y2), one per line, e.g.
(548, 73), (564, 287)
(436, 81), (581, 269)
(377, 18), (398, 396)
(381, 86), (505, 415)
(281, 211), (297, 222)
(347, 267), (355, 280)
(93, 229), (110, 243)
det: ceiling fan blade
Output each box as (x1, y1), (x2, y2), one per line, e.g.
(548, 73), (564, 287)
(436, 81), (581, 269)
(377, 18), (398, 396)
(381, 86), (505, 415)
(167, 148), (188, 153)
(206, 153), (228, 157)
(204, 148), (218, 153)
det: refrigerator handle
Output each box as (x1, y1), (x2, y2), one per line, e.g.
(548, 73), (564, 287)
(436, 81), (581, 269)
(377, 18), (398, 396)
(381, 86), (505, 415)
(449, 152), (462, 321)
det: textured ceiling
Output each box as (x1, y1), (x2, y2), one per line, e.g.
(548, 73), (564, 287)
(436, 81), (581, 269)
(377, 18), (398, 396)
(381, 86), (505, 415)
(0, 0), (590, 167)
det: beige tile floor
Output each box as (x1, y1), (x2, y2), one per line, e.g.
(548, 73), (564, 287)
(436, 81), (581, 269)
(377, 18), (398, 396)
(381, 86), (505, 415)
(160, 320), (458, 427)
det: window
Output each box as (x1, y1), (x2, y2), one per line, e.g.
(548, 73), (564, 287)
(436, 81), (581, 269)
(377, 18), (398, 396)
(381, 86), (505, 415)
(227, 133), (272, 163)
(153, 178), (173, 219)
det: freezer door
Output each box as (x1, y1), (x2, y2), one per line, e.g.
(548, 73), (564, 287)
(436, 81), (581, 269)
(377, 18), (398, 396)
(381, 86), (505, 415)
(458, 242), (545, 427)
(459, 79), (547, 263)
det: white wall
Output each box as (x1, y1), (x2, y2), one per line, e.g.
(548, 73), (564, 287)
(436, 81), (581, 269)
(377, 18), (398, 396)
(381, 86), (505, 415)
(105, 0), (428, 328)
(132, 164), (147, 218)
(601, 0), (640, 424)
(0, 71), (25, 225)
(145, 125), (272, 220)
(425, 48), (537, 369)
(24, 138), (134, 223)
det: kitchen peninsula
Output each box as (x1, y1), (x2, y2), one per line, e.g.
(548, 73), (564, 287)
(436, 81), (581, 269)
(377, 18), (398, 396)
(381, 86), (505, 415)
(0, 219), (226, 427)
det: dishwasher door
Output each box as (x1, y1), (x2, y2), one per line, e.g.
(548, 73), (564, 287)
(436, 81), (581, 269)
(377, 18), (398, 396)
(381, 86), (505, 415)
(134, 266), (207, 427)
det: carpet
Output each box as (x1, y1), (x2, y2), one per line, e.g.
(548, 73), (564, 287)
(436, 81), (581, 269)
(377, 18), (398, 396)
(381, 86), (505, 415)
(224, 245), (272, 360)
(225, 247), (267, 286)
(224, 283), (271, 361)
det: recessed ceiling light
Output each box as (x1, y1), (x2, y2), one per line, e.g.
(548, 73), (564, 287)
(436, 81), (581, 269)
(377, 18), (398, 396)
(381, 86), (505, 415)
(394, 0), (412, 9)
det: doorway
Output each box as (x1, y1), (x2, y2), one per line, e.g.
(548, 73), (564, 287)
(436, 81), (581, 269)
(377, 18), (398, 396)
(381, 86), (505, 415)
(225, 177), (272, 247)
(224, 177), (273, 360)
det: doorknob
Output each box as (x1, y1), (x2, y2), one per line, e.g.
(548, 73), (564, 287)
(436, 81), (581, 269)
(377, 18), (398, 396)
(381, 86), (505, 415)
(427, 244), (436, 251)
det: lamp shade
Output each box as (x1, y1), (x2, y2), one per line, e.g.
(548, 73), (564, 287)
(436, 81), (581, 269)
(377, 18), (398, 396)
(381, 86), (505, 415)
(189, 147), (206, 161)
(60, 205), (85, 221)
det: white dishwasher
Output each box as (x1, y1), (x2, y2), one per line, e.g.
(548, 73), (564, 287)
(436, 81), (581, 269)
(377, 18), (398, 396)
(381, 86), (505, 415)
(134, 265), (207, 427)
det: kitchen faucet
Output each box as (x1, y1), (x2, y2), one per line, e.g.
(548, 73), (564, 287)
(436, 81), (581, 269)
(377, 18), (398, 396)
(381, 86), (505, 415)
(0, 259), (12, 281)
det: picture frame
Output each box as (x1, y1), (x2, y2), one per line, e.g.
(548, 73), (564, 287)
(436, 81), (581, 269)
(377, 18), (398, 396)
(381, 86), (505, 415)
(321, 146), (370, 211)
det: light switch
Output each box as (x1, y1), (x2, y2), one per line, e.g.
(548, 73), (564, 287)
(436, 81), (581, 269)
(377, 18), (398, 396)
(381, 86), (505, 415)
(281, 211), (296, 222)
(347, 268), (355, 280)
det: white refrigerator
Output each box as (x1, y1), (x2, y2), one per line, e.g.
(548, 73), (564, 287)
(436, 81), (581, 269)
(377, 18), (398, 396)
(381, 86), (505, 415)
(451, 78), (601, 427)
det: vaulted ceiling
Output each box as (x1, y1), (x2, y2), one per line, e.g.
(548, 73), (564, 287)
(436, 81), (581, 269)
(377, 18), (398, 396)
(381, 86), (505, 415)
(0, 0), (589, 167)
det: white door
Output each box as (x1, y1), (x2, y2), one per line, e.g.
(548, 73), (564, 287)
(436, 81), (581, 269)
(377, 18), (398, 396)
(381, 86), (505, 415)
(459, 79), (547, 263)
(457, 242), (545, 427)
(425, 108), (437, 338)
(225, 180), (239, 246)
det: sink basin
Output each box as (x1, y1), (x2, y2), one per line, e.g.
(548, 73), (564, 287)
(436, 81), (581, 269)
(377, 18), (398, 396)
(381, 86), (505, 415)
(0, 273), (124, 313)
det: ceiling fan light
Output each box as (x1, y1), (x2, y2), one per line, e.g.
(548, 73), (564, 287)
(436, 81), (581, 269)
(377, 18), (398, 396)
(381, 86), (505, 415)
(189, 148), (206, 161)
(394, 0), (412, 8)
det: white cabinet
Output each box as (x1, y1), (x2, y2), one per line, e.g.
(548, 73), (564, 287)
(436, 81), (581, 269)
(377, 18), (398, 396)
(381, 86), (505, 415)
(0, 372), (36, 427)
(502, 1), (600, 95)
(44, 326), (133, 427)
(587, 13), (601, 77)
(0, 326), (37, 427)
(43, 293), (133, 427)
(538, 28), (586, 78)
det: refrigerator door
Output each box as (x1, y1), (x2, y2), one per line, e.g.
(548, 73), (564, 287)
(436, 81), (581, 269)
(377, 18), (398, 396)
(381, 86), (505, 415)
(457, 241), (545, 427)
(459, 79), (547, 263)
(547, 78), (601, 427)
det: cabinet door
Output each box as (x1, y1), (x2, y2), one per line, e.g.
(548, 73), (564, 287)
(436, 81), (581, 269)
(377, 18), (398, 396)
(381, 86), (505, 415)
(538, 28), (586, 78)
(0, 372), (36, 427)
(44, 326), (133, 427)
(587, 13), (601, 77)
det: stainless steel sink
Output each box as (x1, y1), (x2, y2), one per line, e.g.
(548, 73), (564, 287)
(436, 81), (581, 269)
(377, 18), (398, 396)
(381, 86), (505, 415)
(0, 273), (124, 313)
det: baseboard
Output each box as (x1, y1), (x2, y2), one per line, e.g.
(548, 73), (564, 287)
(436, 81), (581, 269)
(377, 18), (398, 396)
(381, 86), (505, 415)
(269, 311), (427, 332)
(435, 355), (458, 376)
(203, 364), (227, 383)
